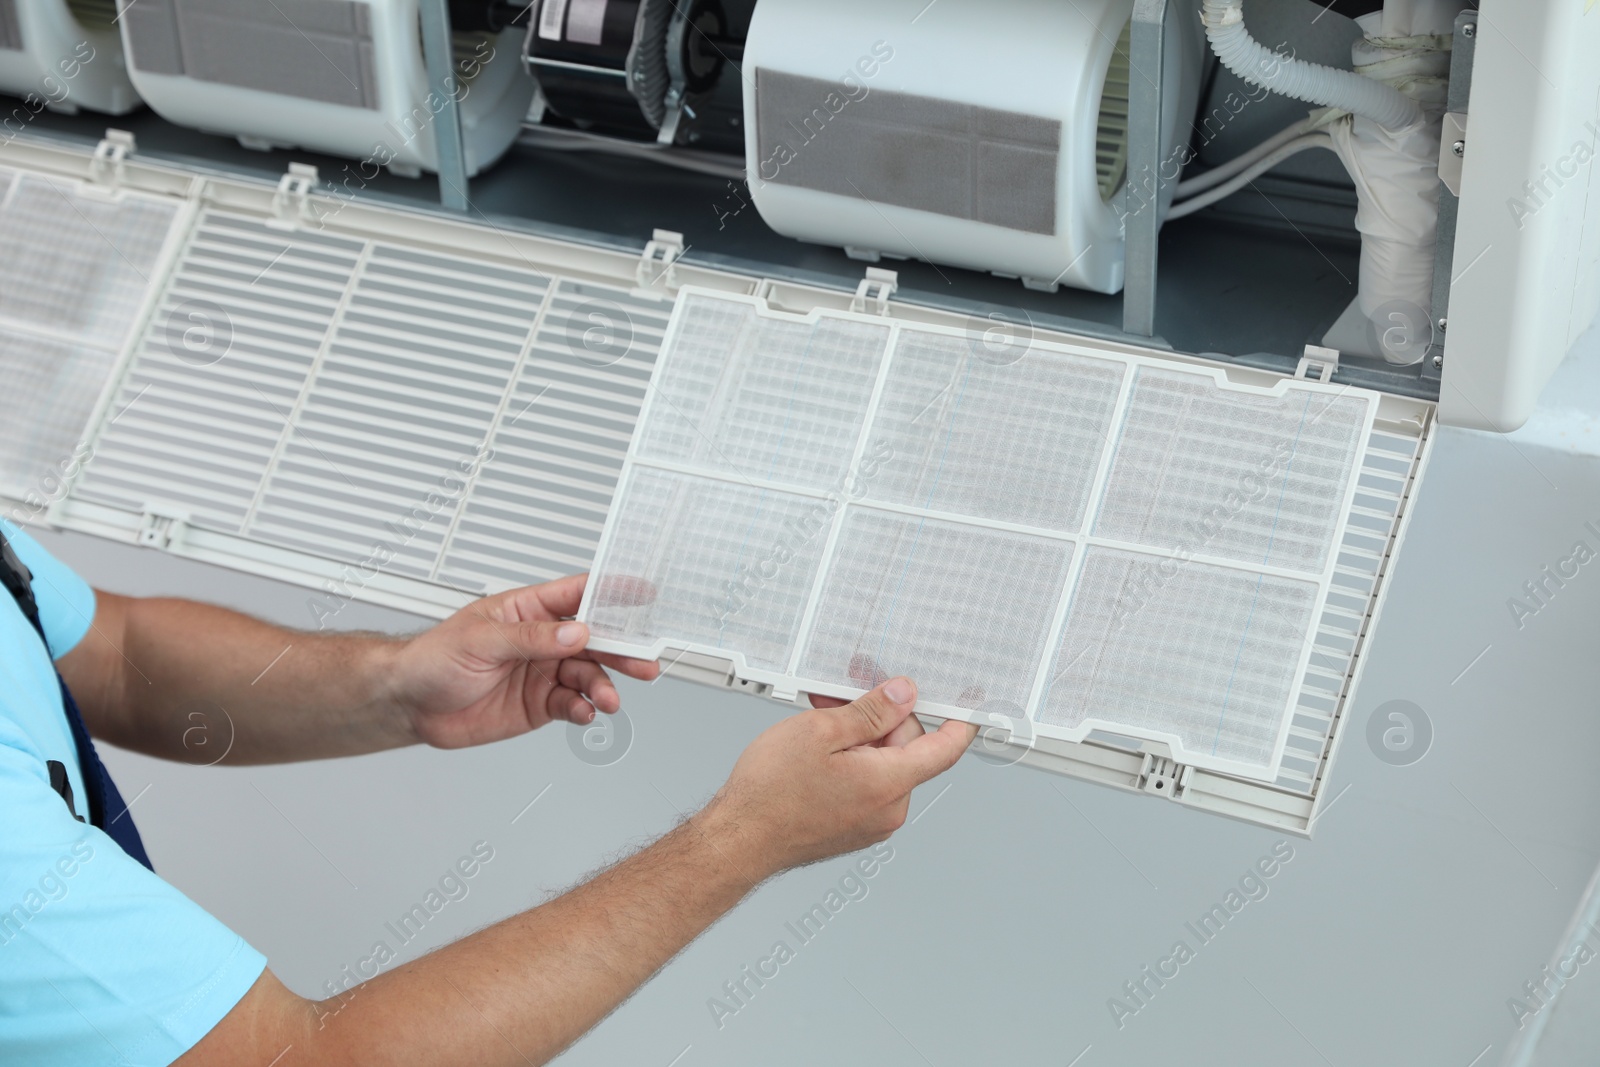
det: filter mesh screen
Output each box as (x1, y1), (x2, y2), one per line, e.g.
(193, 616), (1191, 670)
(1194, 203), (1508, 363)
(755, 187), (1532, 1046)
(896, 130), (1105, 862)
(799, 507), (1074, 713)
(0, 333), (105, 495)
(754, 68), (1061, 235)
(125, 0), (381, 108)
(588, 467), (829, 672)
(0, 173), (178, 499)
(862, 329), (1123, 531)
(582, 290), (1378, 780)
(1094, 368), (1369, 572)
(1037, 546), (1318, 769)
(0, 173), (175, 349)
(637, 293), (890, 492)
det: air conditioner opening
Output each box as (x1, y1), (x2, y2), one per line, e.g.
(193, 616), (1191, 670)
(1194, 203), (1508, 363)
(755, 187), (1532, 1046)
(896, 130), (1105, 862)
(65, 0), (117, 31)
(1096, 17), (1133, 202)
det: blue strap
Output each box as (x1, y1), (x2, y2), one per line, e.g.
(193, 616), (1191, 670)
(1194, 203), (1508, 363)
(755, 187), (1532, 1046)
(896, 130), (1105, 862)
(57, 673), (154, 870)
(0, 532), (154, 871)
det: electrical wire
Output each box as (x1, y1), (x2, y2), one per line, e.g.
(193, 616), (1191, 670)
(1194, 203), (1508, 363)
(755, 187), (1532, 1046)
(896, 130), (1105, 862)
(1175, 114), (1320, 198)
(1165, 133), (1337, 220)
(516, 124), (748, 179)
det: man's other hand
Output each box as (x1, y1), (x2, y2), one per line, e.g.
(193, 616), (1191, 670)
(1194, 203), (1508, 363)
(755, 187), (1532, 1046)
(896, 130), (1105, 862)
(390, 574), (660, 750)
(701, 678), (979, 877)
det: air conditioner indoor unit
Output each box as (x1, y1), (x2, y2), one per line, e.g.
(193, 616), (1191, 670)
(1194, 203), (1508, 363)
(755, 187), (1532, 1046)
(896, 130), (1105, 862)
(740, 0), (1207, 296)
(0, 0), (139, 114)
(114, 0), (533, 177)
(0, 0), (1594, 835)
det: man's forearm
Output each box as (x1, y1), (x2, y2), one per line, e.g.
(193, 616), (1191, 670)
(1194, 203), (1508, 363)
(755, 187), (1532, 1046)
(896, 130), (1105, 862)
(176, 681), (969, 1067)
(190, 800), (772, 1067)
(63, 592), (409, 764)
(61, 577), (643, 765)
(320, 801), (764, 1064)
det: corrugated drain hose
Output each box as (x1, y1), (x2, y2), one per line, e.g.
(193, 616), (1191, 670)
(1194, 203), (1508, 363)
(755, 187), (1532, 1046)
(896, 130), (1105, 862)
(1199, 0), (1423, 131)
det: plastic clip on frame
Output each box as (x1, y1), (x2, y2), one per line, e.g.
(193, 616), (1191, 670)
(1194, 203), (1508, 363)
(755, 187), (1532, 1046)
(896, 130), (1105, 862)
(578, 288), (1393, 812)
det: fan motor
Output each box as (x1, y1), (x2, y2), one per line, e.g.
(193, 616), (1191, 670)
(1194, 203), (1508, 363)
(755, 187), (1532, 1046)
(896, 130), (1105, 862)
(522, 0), (730, 143)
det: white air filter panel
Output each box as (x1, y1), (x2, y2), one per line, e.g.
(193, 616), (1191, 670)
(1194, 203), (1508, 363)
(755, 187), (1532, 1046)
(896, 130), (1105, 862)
(1040, 546), (1319, 772)
(580, 289), (1380, 783)
(588, 468), (830, 673)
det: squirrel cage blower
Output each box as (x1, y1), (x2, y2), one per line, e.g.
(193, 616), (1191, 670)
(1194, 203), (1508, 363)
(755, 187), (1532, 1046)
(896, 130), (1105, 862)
(741, 0), (1206, 295)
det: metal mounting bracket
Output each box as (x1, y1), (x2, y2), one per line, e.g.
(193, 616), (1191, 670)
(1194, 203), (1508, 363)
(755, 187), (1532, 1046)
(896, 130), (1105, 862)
(418, 0), (469, 211)
(1121, 0), (1171, 337)
(1438, 111), (1467, 197)
(1423, 9), (1479, 385)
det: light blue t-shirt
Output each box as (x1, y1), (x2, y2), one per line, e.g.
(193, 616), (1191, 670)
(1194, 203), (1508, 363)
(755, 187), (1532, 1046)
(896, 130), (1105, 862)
(0, 520), (267, 1067)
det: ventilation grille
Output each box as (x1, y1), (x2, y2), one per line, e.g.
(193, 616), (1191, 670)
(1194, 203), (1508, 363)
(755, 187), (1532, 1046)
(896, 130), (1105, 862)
(121, 0), (381, 108)
(246, 245), (548, 578)
(77, 213), (363, 528)
(437, 281), (672, 593)
(0, 169), (178, 502)
(582, 289), (1382, 783)
(75, 211), (669, 597)
(754, 67), (1061, 236)
(1271, 427), (1423, 794)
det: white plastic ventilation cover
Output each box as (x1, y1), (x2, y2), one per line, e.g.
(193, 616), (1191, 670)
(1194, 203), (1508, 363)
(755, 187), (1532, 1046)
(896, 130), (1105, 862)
(580, 290), (1379, 782)
(73, 207), (671, 602)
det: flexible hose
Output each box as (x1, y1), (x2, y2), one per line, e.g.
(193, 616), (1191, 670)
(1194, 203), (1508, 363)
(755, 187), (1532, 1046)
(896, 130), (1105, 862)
(1175, 114), (1318, 198)
(1200, 0), (1423, 131)
(1166, 133), (1337, 220)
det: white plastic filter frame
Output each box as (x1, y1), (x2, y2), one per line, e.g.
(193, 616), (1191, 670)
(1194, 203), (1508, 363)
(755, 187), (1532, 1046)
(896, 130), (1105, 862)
(0, 132), (1434, 832)
(578, 287), (1381, 784)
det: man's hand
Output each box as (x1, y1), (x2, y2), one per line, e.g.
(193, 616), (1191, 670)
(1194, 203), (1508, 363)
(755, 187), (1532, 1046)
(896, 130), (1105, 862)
(699, 677), (979, 877)
(180, 676), (976, 1067)
(389, 574), (661, 750)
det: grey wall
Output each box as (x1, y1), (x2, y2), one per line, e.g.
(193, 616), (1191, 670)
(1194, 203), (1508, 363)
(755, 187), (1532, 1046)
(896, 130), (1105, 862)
(36, 327), (1600, 1067)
